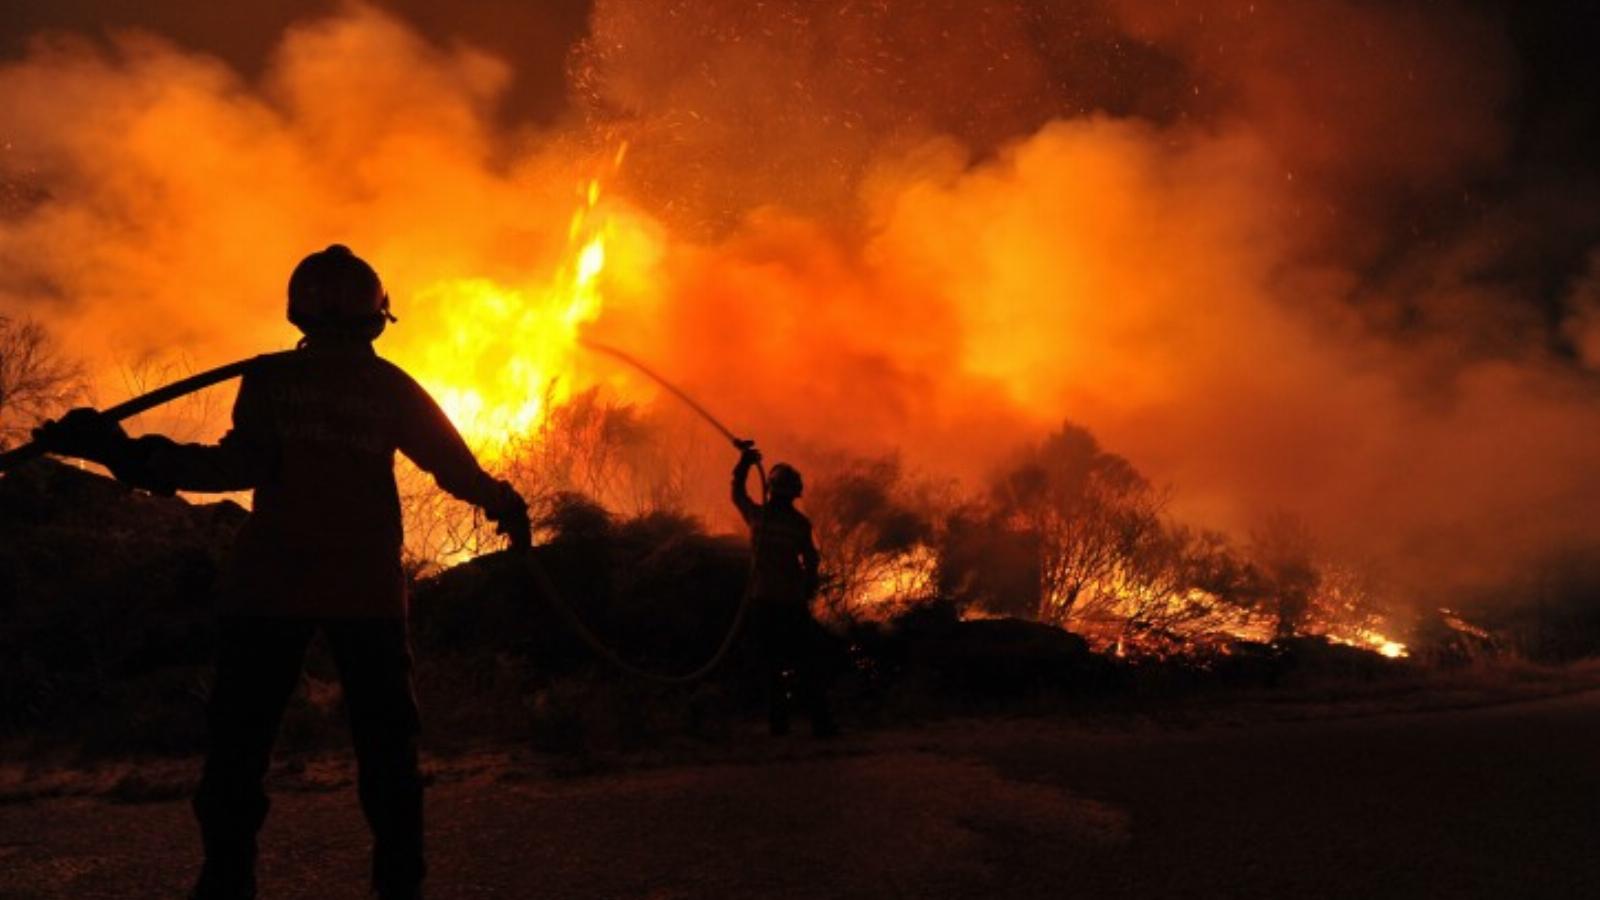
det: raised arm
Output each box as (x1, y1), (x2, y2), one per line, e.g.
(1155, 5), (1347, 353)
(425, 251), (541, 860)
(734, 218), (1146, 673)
(731, 444), (762, 525)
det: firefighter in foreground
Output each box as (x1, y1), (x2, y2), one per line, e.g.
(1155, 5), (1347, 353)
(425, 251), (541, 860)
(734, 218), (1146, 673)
(32, 245), (529, 900)
(731, 444), (838, 737)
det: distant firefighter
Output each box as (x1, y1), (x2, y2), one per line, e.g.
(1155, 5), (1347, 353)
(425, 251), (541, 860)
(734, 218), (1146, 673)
(731, 443), (838, 737)
(32, 244), (529, 900)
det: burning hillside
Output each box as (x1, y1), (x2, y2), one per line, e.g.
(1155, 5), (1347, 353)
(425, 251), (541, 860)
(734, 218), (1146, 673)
(4, 1), (1600, 658)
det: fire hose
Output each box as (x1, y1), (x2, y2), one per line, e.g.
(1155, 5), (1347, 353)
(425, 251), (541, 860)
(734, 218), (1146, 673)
(529, 337), (768, 684)
(0, 344), (766, 685)
(0, 355), (272, 474)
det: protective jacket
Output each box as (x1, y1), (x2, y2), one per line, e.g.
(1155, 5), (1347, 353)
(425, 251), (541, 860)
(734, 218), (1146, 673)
(731, 458), (820, 605)
(114, 338), (506, 617)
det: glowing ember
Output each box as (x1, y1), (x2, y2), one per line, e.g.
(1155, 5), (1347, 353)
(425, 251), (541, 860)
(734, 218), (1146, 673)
(1439, 609), (1492, 640)
(1321, 629), (1409, 659)
(1056, 568), (1410, 660)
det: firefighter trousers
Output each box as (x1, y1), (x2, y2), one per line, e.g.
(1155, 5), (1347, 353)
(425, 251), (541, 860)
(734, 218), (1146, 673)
(192, 616), (423, 898)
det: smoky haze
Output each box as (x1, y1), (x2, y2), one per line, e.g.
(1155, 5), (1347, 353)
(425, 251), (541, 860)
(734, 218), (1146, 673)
(2, 0), (1599, 600)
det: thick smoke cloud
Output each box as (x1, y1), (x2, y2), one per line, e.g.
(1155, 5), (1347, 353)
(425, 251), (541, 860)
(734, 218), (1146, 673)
(578, 0), (1600, 592)
(0, 6), (601, 435)
(3, 1), (1599, 598)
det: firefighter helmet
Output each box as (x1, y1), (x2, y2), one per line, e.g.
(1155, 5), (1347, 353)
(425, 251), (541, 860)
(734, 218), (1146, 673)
(768, 462), (803, 499)
(287, 244), (394, 339)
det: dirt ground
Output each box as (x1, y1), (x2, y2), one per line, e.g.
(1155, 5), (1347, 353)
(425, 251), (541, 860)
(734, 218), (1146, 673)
(2, 688), (1598, 899)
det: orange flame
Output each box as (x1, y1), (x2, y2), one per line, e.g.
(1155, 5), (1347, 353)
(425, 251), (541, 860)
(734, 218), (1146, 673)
(388, 153), (628, 454)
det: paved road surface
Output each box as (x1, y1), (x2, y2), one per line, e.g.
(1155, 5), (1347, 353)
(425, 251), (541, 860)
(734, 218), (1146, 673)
(2, 690), (1597, 898)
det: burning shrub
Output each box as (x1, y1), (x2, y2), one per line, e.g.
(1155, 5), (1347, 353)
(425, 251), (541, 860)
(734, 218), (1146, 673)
(516, 387), (686, 516)
(990, 422), (1166, 623)
(804, 455), (944, 620)
(780, 420), (1415, 661)
(966, 422), (1410, 658)
(1068, 526), (1260, 655)
(396, 386), (705, 571)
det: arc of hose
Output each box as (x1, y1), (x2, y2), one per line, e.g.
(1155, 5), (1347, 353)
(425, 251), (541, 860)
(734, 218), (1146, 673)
(538, 334), (766, 683)
(578, 337), (749, 449)
(0, 355), (273, 474)
(2, 340), (761, 685)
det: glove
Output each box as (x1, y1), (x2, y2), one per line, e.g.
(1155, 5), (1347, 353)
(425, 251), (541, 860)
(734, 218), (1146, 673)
(31, 408), (132, 467)
(484, 481), (531, 550)
(736, 440), (762, 468)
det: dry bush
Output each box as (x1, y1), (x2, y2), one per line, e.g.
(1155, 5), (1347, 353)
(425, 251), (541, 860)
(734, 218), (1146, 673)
(399, 386), (698, 570)
(113, 352), (231, 443)
(512, 386), (693, 517)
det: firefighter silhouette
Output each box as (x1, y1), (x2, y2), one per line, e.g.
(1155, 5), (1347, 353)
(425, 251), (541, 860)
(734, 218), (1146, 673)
(32, 245), (528, 900)
(731, 444), (838, 737)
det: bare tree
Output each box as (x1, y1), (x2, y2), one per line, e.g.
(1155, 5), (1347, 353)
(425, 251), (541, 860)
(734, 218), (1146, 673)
(992, 423), (1166, 624)
(1249, 511), (1321, 640)
(0, 316), (86, 449)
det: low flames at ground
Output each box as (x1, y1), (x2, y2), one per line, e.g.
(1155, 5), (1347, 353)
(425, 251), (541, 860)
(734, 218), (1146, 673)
(3, 2), (1595, 661)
